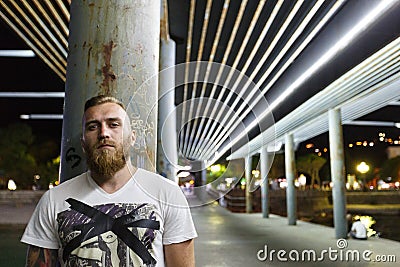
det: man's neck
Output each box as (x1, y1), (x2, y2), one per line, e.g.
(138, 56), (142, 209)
(90, 163), (137, 194)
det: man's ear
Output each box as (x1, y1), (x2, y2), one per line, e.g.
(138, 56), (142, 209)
(80, 137), (86, 154)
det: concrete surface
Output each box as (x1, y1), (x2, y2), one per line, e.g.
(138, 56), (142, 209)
(1, 195), (399, 266)
(188, 196), (400, 267)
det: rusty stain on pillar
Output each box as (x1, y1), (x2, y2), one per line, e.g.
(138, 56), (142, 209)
(100, 40), (117, 94)
(329, 108), (347, 239)
(60, 0), (160, 181)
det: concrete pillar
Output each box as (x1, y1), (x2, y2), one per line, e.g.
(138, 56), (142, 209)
(329, 108), (347, 239)
(157, 38), (178, 182)
(260, 146), (271, 218)
(60, 0), (160, 181)
(285, 133), (297, 225)
(189, 160), (207, 202)
(245, 156), (253, 213)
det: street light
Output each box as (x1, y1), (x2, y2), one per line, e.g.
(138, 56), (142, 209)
(298, 174), (307, 190)
(8, 179), (17, 191)
(357, 162), (370, 191)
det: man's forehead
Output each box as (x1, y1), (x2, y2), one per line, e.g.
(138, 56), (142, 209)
(83, 102), (128, 122)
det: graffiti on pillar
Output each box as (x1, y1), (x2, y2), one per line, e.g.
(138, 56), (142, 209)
(130, 117), (154, 151)
(66, 147), (82, 169)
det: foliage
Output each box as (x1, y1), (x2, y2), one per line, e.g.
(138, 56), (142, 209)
(0, 123), (37, 188)
(206, 160), (243, 186)
(296, 153), (327, 186)
(206, 164), (227, 184)
(0, 123), (60, 189)
(379, 156), (400, 181)
(269, 153), (285, 179)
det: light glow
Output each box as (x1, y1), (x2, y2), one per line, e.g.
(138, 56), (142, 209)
(0, 92), (64, 98)
(177, 171), (191, 178)
(20, 114), (63, 120)
(8, 179), (17, 191)
(357, 162), (370, 174)
(0, 49), (35, 57)
(210, 164), (222, 173)
(269, 0), (397, 112)
(219, 0), (397, 162)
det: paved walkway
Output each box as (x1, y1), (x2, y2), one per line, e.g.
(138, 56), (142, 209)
(188, 196), (400, 267)
(0, 203), (36, 225)
(1, 197), (399, 266)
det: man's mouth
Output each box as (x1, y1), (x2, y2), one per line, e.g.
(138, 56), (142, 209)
(97, 143), (115, 149)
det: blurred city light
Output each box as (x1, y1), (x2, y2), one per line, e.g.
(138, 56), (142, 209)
(8, 179), (17, 191)
(252, 170), (260, 178)
(306, 143), (314, 149)
(177, 171), (190, 178)
(357, 162), (370, 174)
(210, 164), (222, 173)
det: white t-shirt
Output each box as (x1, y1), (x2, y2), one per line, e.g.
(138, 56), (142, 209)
(351, 221), (367, 239)
(21, 168), (197, 267)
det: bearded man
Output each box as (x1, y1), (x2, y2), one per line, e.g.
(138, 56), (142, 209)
(21, 95), (197, 267)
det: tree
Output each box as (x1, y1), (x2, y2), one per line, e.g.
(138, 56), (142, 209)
(296, 153), (327, 187)
(0, 123), (37, 189)
(269, 153), (285, 179)
(30, 140), (60, 188)
(379, 156), (400, 181)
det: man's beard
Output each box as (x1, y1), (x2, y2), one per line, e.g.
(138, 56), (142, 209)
(85, 140), (127, 177)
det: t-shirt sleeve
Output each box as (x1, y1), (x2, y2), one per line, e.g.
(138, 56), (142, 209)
(162, 186), (197, 245)
(20, 190), (60, 249)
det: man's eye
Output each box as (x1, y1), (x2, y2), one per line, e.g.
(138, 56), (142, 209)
(110, 122), (120, 127)
(87, 125), (98, 130)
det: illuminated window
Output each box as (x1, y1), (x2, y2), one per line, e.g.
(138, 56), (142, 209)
(306, 143), (314, 149)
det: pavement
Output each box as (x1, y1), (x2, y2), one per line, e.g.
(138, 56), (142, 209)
(188, 196), (400, 267)
(0, 204), (36, 225)
(1, 196), (399, 266)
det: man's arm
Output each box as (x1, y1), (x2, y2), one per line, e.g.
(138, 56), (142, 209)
(26, 245), (59, 267)
(164, 239), (195, 267)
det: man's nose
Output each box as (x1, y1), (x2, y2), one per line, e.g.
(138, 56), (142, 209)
(99, 125), (111, 139)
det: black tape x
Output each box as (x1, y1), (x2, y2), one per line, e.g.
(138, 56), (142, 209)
(63, 198), (160, 265)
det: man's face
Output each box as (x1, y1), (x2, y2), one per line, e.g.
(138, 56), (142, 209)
(81, 102), (135, 176)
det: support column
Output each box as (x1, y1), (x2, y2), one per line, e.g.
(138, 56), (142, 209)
(245, 156), (253, 213)
(329, 108), (347, 239)
(157, 38), (178, 182)
(260, 146), (271, 218)
(285, 133), (297, 225)
(60, 0), (160, 181)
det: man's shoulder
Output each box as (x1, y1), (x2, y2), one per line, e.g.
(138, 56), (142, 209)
(59, 172), (87, 184)
(134, 168), (183, 198)
(50, 172), (88, 193)
(136, 168), (177, 186)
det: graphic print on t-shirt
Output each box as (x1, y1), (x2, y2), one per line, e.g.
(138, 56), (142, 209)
(57, 198), (160, 267)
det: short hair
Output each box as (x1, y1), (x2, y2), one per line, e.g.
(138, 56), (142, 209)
(84, 95), (126, 111)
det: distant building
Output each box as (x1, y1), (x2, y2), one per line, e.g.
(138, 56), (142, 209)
(386, 146), (400, 159)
